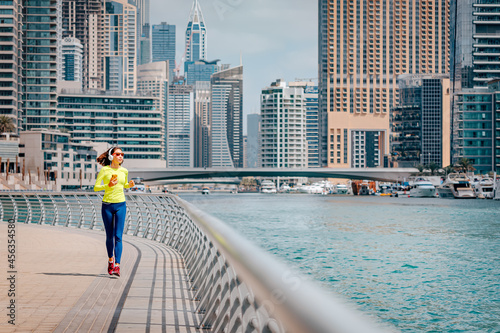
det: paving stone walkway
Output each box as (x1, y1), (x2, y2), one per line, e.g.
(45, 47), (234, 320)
(0, 223), (202, 332)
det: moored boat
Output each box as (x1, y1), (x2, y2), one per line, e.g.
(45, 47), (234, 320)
(409, 178), (437, 198)
(437, 173), (476, 199)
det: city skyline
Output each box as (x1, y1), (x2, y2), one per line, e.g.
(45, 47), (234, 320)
(150, 0), (317, 119)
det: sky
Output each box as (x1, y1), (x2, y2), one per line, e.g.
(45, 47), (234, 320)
(150, 0), (318, 127)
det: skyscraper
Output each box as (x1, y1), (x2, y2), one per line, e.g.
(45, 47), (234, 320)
(318, 0), (450, 168)
(61, 0), (101, 90)
(152, 23), (176, 75)
(290, 81), (319, 168)
(260, 80), (308, 168)
(22, 0), (61, 130)
(246, 114), (260, 169)
(391, 74), (451, 168)
(137, 61), (169, 161)
(450, 0), (475, 92)
(193, 81), (210, 167)
(61, 37), (83, 84)
(210, 66), (243, 168)
(100, 0), (137, 93)
(167, 80), (194, 167)
(471, 1), (500, 89)
(0, 0), (23, 132)
(185, 0), (206, 63)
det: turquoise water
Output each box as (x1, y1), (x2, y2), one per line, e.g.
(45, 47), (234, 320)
(179, 193), (500, 332)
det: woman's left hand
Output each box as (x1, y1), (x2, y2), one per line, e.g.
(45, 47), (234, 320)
(129, 180), (135, 187)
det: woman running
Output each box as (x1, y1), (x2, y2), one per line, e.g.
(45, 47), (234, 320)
(94, 147), (134, 277)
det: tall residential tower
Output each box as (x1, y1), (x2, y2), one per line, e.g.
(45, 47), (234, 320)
(185, 0), (206, 63)
(318, 0), (450, 168)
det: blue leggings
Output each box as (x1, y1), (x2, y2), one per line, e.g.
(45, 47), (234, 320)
(101, 201), (126, 264)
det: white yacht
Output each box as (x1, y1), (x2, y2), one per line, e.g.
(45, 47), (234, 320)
(409, 178), (437, 198)
(297, 181), (333, 194)
(472, 177), (495, 199)
(437, 173), (476, 199)
(334, 184), (349, 194)
(260, 180), (277, 194)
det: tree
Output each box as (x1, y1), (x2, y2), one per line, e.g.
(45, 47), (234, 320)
(0, 115), (15, 133)
(415, 164), (425, 173)
(455, 157), (475, 173)
(441, 164), (454, 176)
(426, 162), (439, 175)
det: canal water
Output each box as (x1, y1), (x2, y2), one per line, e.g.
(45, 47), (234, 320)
(179, 193), (500, 332)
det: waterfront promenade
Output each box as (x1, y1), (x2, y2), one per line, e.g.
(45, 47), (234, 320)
(0, 223), (201, 332)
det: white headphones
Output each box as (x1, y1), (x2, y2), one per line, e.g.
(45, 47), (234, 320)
(108, 147), (115, 161)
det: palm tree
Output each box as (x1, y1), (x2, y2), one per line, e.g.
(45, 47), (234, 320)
(425, 162), (439, 175)
(455, 157), (475, 173)
(415, 164), (425, 174)
(0, 115), (15, 133)
(441, 164), (454, 176)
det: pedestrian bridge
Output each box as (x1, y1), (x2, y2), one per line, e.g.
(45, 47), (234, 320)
(129, 167), (417, 183)
(0, 192), (390, 333)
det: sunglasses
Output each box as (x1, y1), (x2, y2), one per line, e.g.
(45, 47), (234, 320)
(113, 153), (124, 157)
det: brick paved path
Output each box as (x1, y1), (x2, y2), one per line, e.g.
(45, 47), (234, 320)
(0, 223), (202, 332)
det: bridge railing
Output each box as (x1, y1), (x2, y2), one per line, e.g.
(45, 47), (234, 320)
(0, 192), (389, 333)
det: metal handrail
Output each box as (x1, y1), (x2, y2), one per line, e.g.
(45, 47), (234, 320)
(0, 192), (390, 333)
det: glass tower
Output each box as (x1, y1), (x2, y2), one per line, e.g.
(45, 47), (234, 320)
(210, 66), (243, 168)
(185, 0), (206, 63)
(0, 0), (22, 132)
(22, 0), (61, 130)
(152, 23), (176, 74)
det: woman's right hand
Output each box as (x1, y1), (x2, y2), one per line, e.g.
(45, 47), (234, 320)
(108, 178), (118, 187)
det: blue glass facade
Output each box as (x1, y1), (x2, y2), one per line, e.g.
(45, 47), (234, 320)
(456, 92), (494, 173)
(184, 61), (217, 85)
(152, 23), (175, 73)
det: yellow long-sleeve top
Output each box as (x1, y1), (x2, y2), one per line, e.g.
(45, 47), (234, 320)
(94, 166), (131, 203)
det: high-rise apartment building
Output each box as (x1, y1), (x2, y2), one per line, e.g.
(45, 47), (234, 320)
(193, 81), (210, 167)
(454, 90), (494, 174)
(167, 81), (194, 167)
(391, 74), (451, 168)
(61, 0), (101, 90)
(449, 0), (499, 170)
(57, 92), (164, 168)
(450, 0), (475, 92)
(318, 0), (450, 168)
(139, 23), (151, 66)
(99, 0), (137, 93)
(22, 0), (61, 131)
(290, 81), (319, 168)
(185, 0), (206, 63)
(0, 0), (23, 132)
(210, 66), (243, 168)
(152, 23), (176, 75)
(246, 113), (260, 168)
(61, 37), (83, 83)
(260, 79), (308, 168)
(137, 61), (168, 160)
(471, 1), (500, 89)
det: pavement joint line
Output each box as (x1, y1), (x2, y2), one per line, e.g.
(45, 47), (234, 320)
(3, 221), (203, 332)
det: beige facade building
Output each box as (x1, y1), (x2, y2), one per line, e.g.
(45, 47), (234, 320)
(319, 0), (450, 168)
(137, 61), (169, 160)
